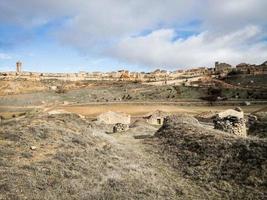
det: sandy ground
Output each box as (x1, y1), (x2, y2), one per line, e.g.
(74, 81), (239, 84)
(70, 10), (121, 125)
(59, 103), (267, 117)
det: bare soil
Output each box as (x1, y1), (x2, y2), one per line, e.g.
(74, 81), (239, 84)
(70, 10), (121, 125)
(60, 103), (266, 117)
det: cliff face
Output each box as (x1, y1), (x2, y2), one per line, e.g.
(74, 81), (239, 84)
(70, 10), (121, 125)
(154, 115), (267, 199)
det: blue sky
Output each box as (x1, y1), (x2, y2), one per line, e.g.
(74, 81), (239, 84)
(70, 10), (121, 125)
(0, 20), (137, 72)
(0, 0), (267, 72)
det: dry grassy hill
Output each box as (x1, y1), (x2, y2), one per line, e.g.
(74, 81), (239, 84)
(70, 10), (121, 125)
(152, 115), (267, 199)
(0, 112), (266, 199)
(0, 113), (207, 199)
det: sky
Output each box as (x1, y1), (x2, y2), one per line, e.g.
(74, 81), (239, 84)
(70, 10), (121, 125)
(0, 0), (267, 72)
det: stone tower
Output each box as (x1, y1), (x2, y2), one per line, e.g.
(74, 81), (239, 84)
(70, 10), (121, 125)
(16, 61), (22, 73)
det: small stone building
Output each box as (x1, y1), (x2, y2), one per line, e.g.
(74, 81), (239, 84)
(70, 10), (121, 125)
(97, 111), (131, 125)
(143, 110), (169, 125)
(213, 107), (247, 137)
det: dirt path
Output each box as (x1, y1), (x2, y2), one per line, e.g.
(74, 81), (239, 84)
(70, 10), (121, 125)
(99, 127), (213, 199)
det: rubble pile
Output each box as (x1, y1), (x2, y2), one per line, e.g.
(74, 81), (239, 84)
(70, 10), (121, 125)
(113, 123), (129, 133)
(247, 114), (258, 127)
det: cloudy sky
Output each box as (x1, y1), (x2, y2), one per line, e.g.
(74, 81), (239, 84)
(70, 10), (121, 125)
(0, 0), (267, 72)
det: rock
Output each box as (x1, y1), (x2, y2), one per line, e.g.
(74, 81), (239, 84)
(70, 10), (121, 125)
(50, 86), (57, 91)
(30, 146), (37, 150)
(78, 114), (85, 119)
(247, 114), (258, 127)
(63, 101), (69, 105)
(243, 101), (251, 106)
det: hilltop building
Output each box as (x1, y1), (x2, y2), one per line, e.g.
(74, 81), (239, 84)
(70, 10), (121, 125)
(215, 62), (232, 75)
(1, 61), (266, 83)
(236, 61), (267, 75)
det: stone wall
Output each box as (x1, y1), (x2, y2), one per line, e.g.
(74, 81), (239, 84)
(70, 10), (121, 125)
(213, 108), (247, 137)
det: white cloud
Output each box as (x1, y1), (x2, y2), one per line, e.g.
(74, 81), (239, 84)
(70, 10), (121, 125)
(201, 0), (267, 30)
(110, 26), (267, 68)
(0, 0), (267, 68)
(54, 0), (196, 52)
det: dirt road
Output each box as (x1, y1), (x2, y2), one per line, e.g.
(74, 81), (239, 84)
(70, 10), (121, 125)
(102, 126), (211, 199)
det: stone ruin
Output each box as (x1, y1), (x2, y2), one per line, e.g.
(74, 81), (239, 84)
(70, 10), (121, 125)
(143, 110), (169, 125)
(113, 123), (129, 133)
(213, 107), (247, 137)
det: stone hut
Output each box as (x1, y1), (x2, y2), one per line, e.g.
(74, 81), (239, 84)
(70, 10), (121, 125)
(143, 110), (169, 125)
(213, 107), (247, 137)
(97, 111), (131, 125)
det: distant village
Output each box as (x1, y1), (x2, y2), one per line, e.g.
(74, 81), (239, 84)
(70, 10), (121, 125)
(1, 61), (267, 82)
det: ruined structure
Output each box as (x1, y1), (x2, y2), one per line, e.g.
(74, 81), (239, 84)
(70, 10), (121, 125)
(97, 111), (131, 125)
(213, 107), (247, 137)
(143, 110), (169, 125)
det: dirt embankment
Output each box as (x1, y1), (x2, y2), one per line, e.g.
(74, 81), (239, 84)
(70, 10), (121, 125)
(151, 115), (267, 199)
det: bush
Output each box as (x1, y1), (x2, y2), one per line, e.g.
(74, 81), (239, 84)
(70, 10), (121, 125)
(55, 85), (66, 94)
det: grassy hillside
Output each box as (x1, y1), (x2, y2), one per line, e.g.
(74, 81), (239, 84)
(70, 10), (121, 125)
(223, 74), (267, 88)
(152, 115), (267, 199)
